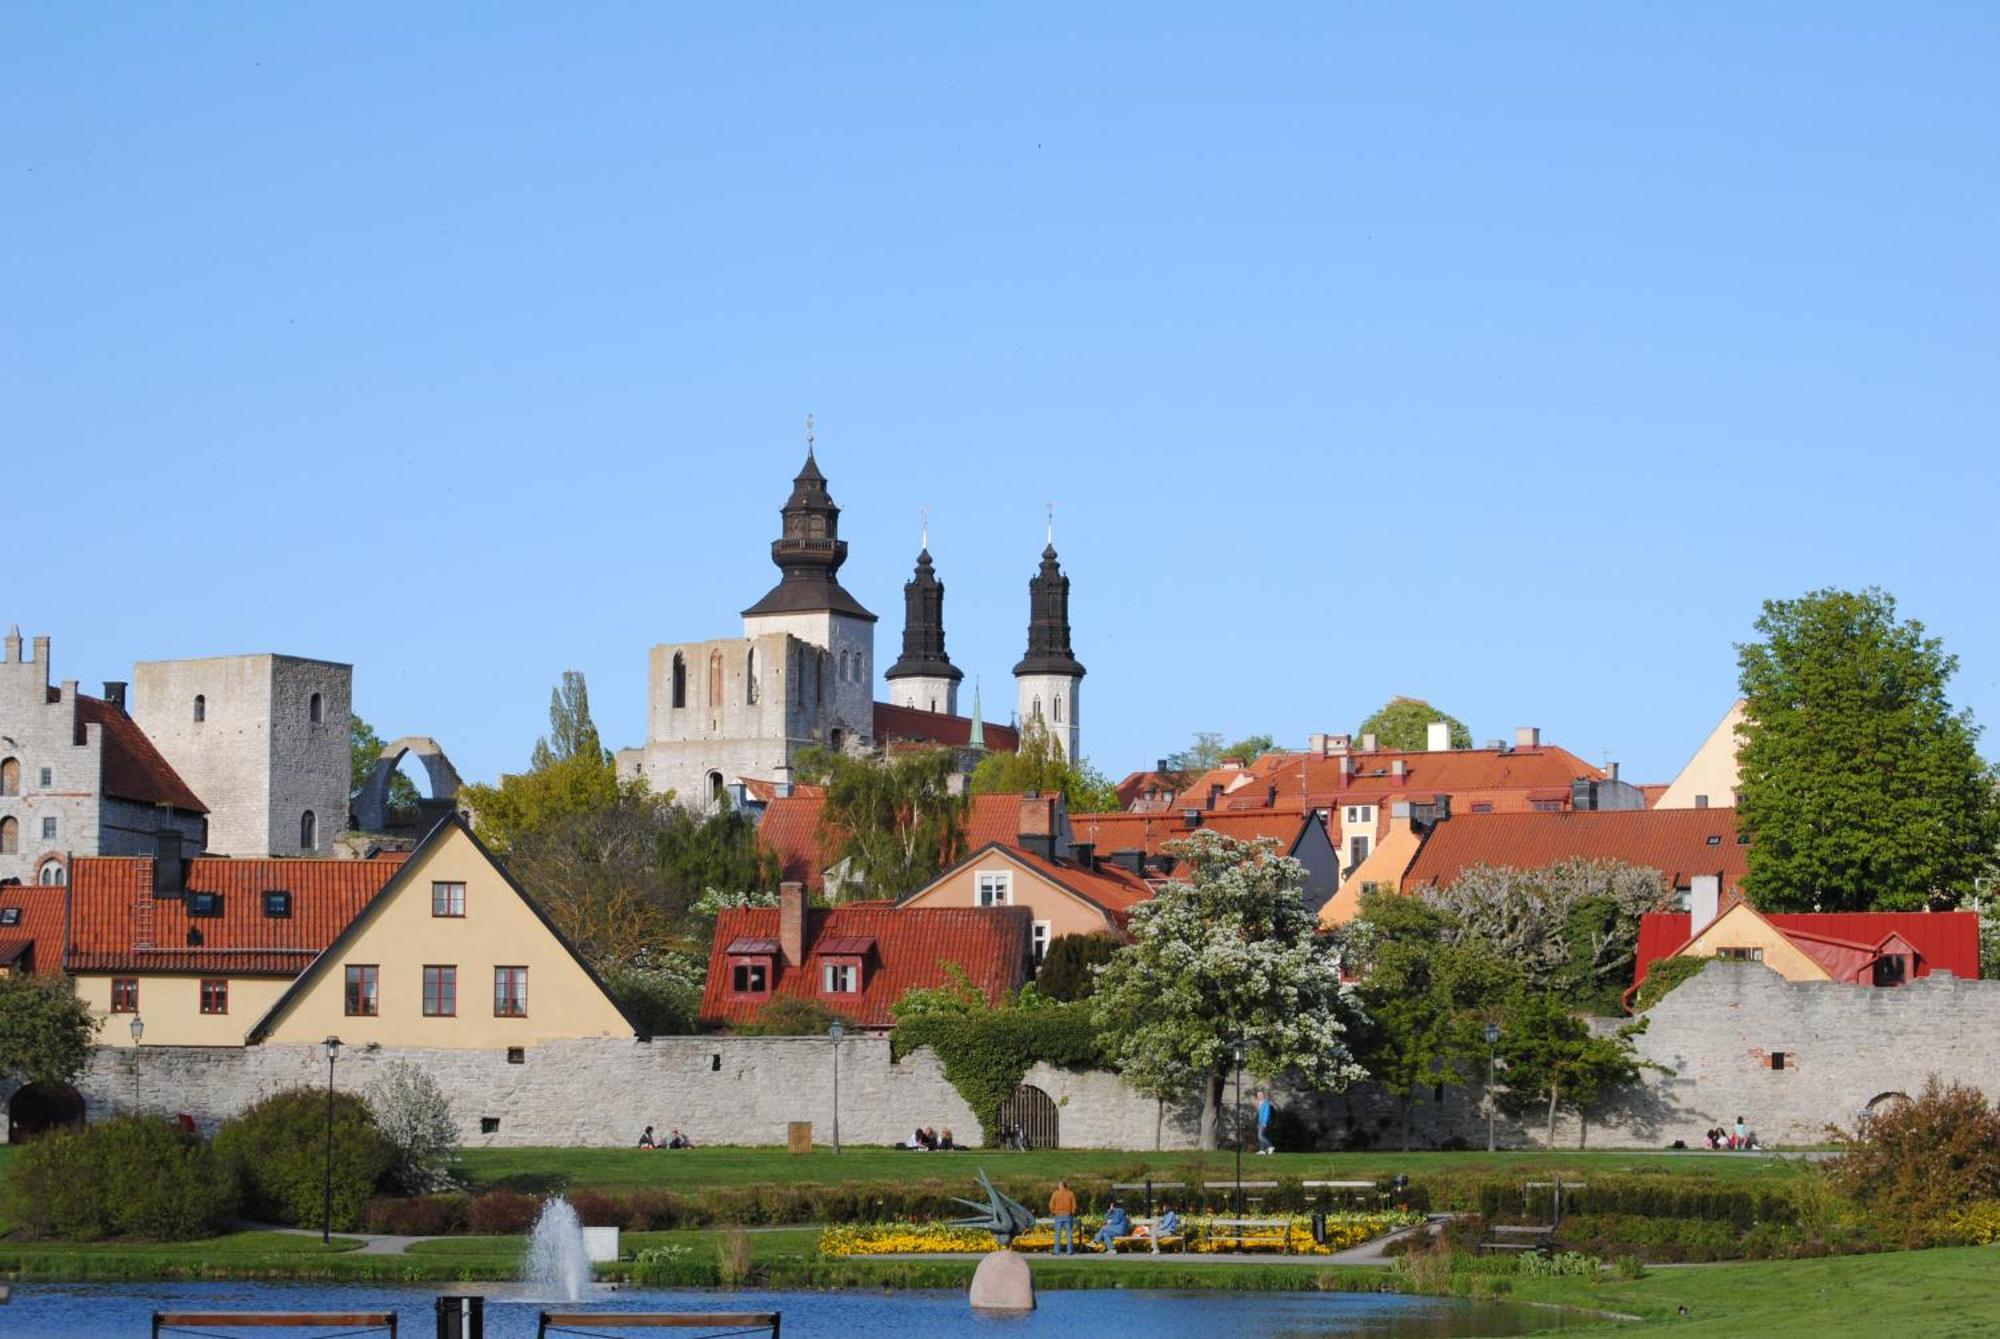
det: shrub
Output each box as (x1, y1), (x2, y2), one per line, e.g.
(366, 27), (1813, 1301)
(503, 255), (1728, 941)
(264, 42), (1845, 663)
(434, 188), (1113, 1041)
(1631, 955), (1709, 1012)
(364, 1193), (471, 1236)
(1033, 933), (1122, 1002)
(468, 1189), (541, 1235)
(5, 1115), (235, 1241)
(213, 1087), (393, 1231)
(1826, 1076), (2000, 1244)
(366, 1061), (460, 1194)
(735, 995), (852, 1036)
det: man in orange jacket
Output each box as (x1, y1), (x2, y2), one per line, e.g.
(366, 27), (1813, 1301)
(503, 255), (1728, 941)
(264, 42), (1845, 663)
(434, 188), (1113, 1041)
(1049, 1179), (1079, 1255)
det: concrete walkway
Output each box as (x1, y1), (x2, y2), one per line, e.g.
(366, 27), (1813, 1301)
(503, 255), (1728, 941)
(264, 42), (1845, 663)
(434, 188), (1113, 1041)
(247, 1223), (428, 1255)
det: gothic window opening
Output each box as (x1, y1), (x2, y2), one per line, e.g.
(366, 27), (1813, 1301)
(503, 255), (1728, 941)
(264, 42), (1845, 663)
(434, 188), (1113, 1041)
(38, 859), (65, 886)
(0, 816), (16, 854)
(193, 694), (205, 722)
(300, 810), (318, 850)
(708, 771), (726, 809)
(1032, 696), (1042, 720)
(308, 692), (323, 724)
(746, 648), (759, 705)
(671, 653), (687, 709)
(0, 757), (17, 796)
(1052, 694), (1063, 724)
(708, 649), (724, 710)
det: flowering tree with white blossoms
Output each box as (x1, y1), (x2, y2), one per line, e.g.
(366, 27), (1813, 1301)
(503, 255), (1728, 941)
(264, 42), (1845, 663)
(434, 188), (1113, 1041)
(366, 1060), (460, 1193)
(1091, 830), (1365, 1149)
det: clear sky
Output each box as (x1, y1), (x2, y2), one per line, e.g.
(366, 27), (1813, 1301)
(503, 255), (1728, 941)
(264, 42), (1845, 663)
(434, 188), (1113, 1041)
(6, 5), (1997, 792)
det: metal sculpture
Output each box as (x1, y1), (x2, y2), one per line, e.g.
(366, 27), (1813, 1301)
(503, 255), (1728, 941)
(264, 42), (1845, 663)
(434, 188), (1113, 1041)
(950, 1168), (1038, 1246)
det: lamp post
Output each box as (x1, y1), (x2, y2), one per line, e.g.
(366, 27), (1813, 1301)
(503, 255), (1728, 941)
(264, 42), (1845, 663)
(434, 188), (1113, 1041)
(1230, 1038), (1248, 1218)
(321, 1036), (342, 1245)
(827, 1019), (845, 1156)
(129, 1015), (145, 1113)
(1483, 1021), (1502, 1153)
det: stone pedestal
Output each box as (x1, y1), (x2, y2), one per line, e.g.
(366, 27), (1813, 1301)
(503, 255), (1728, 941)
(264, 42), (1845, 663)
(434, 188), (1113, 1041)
(969, 1249), (1035, 1313)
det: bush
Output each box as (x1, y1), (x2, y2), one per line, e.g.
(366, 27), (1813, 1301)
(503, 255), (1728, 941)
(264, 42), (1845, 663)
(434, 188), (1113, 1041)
(365, 1061), (460, 1194)
(1826, 1076), (2000, 1245)
(1631, 955), (1709, 1012)
(364, 1193), (471, 1236)
(5, 1115), (236, 1241)
(468, 1189), (541, 1235)
(214, 1087), (393, 1231)
(1033, 934), (1122, 1002)
(735, 995), (853, 1036)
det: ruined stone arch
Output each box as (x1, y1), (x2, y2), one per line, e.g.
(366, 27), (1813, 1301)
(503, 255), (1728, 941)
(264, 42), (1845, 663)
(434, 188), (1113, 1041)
(353, 736), (465, 833)
(1865, 1091), (1912, 1117)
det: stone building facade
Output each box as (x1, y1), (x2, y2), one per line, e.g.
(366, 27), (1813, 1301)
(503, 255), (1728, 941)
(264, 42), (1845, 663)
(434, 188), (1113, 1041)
(130, 653), (350, 857)
(0, 628), (207, 886)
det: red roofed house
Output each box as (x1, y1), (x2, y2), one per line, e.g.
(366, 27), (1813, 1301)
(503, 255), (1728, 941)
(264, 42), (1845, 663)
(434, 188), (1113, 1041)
(1070, 806), (1339, 914)
(700, 881), (1033, 1032)
(1631, 901), (1980, 999)
(1, 629), (208, 888)
(0, 884), (67, 977)
(757, 790), (1076, 900)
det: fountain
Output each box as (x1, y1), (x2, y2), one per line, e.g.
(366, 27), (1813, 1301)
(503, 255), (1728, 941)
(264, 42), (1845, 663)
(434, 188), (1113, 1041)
(525, 1196), (593, 1302)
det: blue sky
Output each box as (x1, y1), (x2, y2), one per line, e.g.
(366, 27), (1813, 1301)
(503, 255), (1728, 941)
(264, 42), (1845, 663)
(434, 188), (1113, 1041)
(6, 5), (1997, 791)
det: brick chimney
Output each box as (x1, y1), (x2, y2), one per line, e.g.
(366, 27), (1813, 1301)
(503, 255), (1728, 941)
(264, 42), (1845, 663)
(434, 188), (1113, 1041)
(1017, 793), (1059, 861)
(778, 881), (807, 967)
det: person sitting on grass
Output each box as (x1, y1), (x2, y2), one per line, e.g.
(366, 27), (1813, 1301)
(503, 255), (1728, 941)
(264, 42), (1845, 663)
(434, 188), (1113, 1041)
(939, 1128), (957, 1150)
(1093, 1199), (1132, 1252)
(638, 1125), (656, 1149)
(667, 1129), (690, 1149)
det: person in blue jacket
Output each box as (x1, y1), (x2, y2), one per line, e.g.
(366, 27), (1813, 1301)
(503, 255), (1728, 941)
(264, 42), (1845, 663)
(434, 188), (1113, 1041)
(1092, 1200), (1132, 1251)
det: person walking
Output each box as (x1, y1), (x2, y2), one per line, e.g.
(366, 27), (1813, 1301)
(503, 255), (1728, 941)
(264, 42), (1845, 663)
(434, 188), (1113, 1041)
(1049, 1179), (1079, 1256)
(1256, 1090), (1276, 1155)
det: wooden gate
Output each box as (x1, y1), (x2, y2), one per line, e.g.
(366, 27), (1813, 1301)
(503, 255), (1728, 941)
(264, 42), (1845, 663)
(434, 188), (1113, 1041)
(998, 1083), (1059, 1149)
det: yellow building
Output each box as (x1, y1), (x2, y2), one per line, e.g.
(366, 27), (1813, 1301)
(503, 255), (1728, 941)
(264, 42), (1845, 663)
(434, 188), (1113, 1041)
(66, 816), (635, 1049)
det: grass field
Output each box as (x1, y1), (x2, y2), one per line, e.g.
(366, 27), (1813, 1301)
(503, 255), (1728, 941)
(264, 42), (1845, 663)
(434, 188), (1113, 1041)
(453, 1144), (1810, 1193)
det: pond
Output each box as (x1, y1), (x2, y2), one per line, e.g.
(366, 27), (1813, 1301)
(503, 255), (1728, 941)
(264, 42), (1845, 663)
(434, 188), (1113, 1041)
(2, 1282), (1586, 1337)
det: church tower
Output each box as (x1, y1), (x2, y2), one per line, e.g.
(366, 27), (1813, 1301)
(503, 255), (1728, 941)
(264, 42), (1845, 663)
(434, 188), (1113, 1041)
(883, 528), (962, 715)
(1013, 530), (1085, 762)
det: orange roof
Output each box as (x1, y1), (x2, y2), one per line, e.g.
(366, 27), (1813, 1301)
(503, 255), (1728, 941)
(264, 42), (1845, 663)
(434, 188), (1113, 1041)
(698, 902), (1031, 1029)
(1071, 808), (1313, 860)
(872, 701), (1019, 753)
(73, 693), (207, 813)
(757, 794), (833, 891)
(0, 885), (69, 976)
(1404, 808), (1749, 894)
(67, 854), (404, 975)
(988, 843), (1155, 916)
(739, 778), (824, 804)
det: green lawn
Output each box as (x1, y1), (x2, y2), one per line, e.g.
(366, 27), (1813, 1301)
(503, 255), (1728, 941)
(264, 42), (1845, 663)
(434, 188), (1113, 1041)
(453, 1144), (1809, 1194)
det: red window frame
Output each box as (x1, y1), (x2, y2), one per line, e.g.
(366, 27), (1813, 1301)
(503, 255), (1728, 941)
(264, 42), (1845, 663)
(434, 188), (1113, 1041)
(493, 966), (528, 1018)
(728, 956), (772, 997)
(345, 964), (380, 1017)
(423, 964), (457, 1017)
(111, 977), (139, 1013)
(431, 881), (466, 918)
(199, 978), (228, 1015)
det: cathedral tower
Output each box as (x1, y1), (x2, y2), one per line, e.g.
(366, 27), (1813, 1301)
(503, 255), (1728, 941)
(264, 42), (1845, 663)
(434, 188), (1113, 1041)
(1013, 531), (1084, 762)
(883, 528), (962, 716)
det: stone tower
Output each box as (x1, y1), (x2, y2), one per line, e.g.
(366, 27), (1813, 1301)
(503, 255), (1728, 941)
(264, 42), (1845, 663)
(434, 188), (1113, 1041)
(883, 537), (962, 716)
(1013, 538), (1085, 762)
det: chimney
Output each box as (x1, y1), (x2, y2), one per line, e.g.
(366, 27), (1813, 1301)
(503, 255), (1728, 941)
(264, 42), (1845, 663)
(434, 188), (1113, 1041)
(1265, 784), (1278, 807)
(1426, 720), (1451, 752)
(1017, 794), (1059, 861)
(1391, 800), (1412, 823)
(1112, 848), (1147, 876)
(1181, 808), (1202, 830)
(778, 881), (807, 967)
(1609, 761), (1620, 781)
(1067, 841), (1097, 872)
(1390, 759), (1406, 780)
(1328, 733), (1351, 754)
(103, 681), (128, 712)
(1306, 733), (1330, 757)
(1360, 733), (1378, 753)
(1694, 794), (1710, 810)
(1515, 726), (1541, 749)
(1689, 874), (1721, 933)
(1338, 755), (1353, 782)
(1156, 758), (1169, 774)
(153, 830), (184, 894)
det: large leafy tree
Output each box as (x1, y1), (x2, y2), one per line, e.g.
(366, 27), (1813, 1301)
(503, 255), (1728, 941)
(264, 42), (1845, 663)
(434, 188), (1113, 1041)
(799, 746), (968, 898)
(1736, 587), (1998, 911)
(1494, 992), (1649, 1148)
(1092, 831), (1364, 1148)
(1348, 892), (1524, 1150)
(0, 972), (100, 1090)
(1356, 697), (1472, 752)
(970, 717), (1122, 814)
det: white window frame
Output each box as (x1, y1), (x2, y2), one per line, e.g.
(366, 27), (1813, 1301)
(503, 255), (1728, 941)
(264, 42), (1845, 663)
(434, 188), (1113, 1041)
(976, 870), (1012, 907)
(823, 962), (859, 993)
(1032, 920), (1052, 964)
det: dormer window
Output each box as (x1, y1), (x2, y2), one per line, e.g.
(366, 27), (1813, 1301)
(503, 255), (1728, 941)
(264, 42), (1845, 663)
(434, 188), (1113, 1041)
(263, 890), (292, 918)
(187, 891), (222, 917)
(814, 935), (873, 995)
(823, 961), (860, 993)
(730, 959), (771, 995)
(0, 907), (20, 927)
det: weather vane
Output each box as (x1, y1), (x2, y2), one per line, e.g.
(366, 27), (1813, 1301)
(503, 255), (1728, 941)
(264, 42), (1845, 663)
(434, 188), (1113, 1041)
(805, 413), (815, 453)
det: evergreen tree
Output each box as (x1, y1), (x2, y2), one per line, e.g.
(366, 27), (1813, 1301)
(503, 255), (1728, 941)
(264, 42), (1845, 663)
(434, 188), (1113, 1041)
(1736, 587), (1998, 911)
(531, 670), (605, 769)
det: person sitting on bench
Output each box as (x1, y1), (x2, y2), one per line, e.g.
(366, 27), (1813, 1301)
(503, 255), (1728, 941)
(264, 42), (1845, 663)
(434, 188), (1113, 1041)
(1092, 1200), (1132, 1251)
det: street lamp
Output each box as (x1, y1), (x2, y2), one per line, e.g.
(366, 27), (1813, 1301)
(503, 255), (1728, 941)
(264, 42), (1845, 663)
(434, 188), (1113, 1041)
(827, 1020), (846, 1156)
(321, 1036), (342, 1244)
(129, 1015), (145, 1114)
(1230, 1038), (1248, 1218)
(1483, 1022), (1502, 1153)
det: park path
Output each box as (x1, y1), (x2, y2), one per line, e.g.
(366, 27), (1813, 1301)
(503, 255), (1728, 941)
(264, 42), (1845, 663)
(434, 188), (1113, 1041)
(246, 1223), (427, 1255)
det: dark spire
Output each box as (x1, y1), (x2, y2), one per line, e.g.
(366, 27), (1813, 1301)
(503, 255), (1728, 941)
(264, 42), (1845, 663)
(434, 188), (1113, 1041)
(1013, 540), (1085, 678)
(885, 542), (963, 684)
(741, 443), (877, 622)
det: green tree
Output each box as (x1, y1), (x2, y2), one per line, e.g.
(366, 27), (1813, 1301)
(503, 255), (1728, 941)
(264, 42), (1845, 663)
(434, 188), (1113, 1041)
(0, 972), (99, 1090)
(531, 669), (606, 769)
(1350, 891), (1524, 1149)
(459, 750), (631, 854)
(349, 714), (419, 813)
(1494, 992), (1650, 1148)
(1356, 697), (1473, 752)
(1091, 830), (1364, 1148)
(1736, 587), (1999, 911)
(1033, 932), (1123, 1002)
(799, 746), (968, 898)
(1161, 731), (1277, 784)
(970, 717), (1122, 814)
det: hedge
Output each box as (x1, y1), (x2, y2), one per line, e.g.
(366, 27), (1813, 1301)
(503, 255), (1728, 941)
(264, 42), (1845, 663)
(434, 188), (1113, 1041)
(892, 1006), (1103, 1143)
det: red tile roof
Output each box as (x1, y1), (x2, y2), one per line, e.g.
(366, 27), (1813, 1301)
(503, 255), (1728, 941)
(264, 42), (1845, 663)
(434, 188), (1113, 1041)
(1071, 807), (1313, 860)
(698, 902), (1032, 1029)
(1114, 770), (1178, 812)
(966, 794), (1037, 849)
(1633, 910), (1980, 989)
(66, 855), (404, 975)
(757, 792), (1055, 893)
(1404, 808), (1749, 895)
(872, 701), (1019, 753)
(975, 843), (1155, 917)
(739, 778), (825, 804)
(72, 694), (207, 813)
(0, 885), (69, 976)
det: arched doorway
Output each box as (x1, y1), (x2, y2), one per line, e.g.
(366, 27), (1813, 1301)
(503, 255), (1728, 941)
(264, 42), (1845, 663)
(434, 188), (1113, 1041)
(8, 1082), (84, 1141)
(998, 1083), (1059, 1149)
(1865, 1091), (1912, 1118)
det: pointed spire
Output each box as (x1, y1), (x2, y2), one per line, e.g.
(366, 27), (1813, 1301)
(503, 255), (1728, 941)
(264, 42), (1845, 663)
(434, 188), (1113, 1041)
(742, 431), (876, 622)
(1014, 525), (1086, 679)
(885, 520), (961, 685)
(967, 678), (986, 752)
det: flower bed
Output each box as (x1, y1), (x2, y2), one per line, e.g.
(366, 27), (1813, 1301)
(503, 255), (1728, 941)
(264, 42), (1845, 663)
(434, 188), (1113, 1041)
(818, 1211), (1423, 1258)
